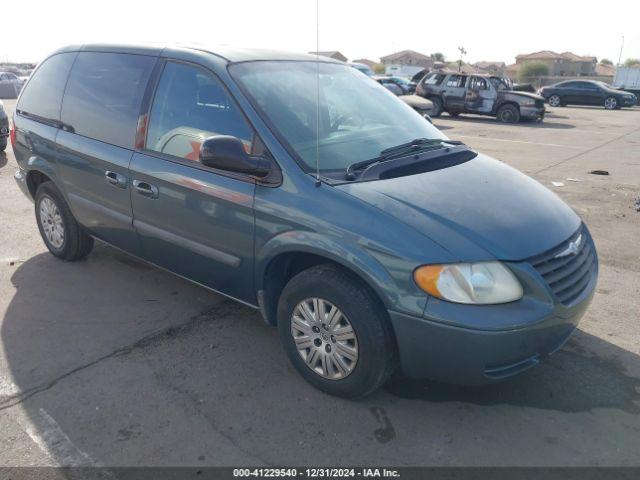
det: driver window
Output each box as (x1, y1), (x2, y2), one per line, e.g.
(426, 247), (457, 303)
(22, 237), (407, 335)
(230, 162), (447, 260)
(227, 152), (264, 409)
(146, 62), (254, 163)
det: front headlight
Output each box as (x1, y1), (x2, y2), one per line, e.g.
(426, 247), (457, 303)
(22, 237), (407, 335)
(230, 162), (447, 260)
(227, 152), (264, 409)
(414, 262), (523, 304)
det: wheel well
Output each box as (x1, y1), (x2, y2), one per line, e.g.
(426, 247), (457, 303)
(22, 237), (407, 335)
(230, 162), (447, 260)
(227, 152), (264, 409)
(259, 252), (383, 327)
(26, 170), (52, 199)
(497, 101), (520, 112)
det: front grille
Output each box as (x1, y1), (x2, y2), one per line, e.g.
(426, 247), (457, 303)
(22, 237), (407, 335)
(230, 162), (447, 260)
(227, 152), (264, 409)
(535, 99), (544, 108)
(529, 226), (596, 305)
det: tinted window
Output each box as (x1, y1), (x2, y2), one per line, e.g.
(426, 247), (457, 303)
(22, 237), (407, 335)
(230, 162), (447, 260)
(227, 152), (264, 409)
(470, 77), (488, 90)
(62, 52), (155, 148)
(423, 73), (445, 85)
(17, 53), (76, 121)
(146, 62), (253, 162)
(446, 75), (466, 88)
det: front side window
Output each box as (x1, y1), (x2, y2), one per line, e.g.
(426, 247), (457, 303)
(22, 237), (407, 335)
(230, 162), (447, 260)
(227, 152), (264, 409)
(146, 62), (253, 162)
(62, 52), (155, 148)
(470, 77), (488, 90)
(17, 53), (76, 121)
(230, 61), (445, 172)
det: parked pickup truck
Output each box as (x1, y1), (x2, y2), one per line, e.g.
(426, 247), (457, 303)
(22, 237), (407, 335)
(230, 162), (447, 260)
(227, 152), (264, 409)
(416, 72), (545, 123)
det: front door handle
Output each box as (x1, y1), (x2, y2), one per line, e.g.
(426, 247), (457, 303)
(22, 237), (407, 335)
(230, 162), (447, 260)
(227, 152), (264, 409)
(132, 179), (159, 199)
(105, 170), (127, 189)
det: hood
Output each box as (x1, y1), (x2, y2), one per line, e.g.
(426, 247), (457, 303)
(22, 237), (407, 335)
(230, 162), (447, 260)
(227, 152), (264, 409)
(504, 91), (544, 101)
(337, 154), (581, 261)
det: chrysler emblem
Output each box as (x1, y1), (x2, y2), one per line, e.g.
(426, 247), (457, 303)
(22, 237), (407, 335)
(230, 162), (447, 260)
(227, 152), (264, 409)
(555, 234), (583, 258)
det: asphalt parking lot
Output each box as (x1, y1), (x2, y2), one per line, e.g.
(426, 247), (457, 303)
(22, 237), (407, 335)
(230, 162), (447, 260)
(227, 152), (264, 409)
(1, 99), (639, 467)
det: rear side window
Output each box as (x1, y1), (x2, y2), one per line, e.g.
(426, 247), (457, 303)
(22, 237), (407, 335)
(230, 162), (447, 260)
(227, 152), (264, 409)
(146, 61), (253, 162)
(423, 73), (445, 85)
(61, 52), (155, 148)
(17, 53), (76, 121)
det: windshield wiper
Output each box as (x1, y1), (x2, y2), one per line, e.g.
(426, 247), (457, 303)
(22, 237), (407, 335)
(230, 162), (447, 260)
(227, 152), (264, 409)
(345, 138), (463, 180)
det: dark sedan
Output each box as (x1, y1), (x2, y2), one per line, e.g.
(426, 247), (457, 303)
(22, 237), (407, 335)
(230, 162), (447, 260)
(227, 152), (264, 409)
(539, 80), (637, 110)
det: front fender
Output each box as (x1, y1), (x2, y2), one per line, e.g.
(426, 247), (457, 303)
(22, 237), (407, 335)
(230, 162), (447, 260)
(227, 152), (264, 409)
(255, 230), (428, 317)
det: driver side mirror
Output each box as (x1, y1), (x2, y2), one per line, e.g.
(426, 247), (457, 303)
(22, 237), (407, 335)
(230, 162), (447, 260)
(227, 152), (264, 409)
(200, 135), (271, 178)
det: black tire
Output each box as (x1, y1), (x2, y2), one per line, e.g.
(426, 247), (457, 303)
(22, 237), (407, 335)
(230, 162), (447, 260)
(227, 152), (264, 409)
(0, 137), (7, 152)
(277, 264), (397, 398)
(496, 104), (521, 123)
(604, 96), (618, 110)
(429, 96), (444, 117)
(548, 94), (562, 107)
(35, 181), (94, 261)
(448, 111), (460, 118)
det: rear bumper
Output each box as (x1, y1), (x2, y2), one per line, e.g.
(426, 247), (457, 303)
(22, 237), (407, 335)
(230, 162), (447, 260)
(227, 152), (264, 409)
(14, 168), (32, 201)
(388, 282), (594, 385)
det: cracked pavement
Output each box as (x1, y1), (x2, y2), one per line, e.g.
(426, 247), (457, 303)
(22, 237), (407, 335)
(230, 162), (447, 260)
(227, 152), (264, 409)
(1, 100), (639, 467)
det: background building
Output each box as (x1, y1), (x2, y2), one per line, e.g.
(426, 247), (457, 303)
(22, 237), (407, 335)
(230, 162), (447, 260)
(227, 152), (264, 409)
(515, 51), (597, 76)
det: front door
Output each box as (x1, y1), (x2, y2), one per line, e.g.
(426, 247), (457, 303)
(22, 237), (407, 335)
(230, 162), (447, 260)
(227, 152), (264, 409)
(442, 75), (468, 112)
(130, 61), (258, 304)
(465, 76), (497, 113)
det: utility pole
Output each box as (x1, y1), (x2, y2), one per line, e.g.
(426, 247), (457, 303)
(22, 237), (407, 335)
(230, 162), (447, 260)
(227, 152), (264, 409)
(618, 35), (624, 66)
(458, 47), (467, 72)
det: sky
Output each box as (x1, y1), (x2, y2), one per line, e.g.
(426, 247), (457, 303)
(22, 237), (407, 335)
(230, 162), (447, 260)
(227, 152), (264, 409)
(2, 0), (639, 65)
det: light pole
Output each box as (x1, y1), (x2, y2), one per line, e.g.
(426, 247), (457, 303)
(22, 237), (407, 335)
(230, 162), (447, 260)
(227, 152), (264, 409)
(618, 35), (624, 66)
(458, 47), (467, 72)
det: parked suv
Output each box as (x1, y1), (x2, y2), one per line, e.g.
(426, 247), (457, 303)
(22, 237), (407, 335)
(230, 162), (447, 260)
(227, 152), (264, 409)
(13, 44), (597, 398)
(538, 80), (637, 109)
(416, 72), (545, 122)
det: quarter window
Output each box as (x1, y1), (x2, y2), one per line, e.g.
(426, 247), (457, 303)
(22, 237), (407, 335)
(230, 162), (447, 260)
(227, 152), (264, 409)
(146, 62), (253, 163)
(17, 53), (76, 121)
(61, 52), (155, 148)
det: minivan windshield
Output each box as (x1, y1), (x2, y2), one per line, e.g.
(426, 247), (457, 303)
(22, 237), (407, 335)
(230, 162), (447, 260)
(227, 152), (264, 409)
(230, 61), (446, 172)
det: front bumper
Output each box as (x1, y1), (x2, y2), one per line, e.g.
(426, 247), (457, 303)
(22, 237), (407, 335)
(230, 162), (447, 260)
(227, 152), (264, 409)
(388, 272), (595, 385)
(521, 106), (545, 120)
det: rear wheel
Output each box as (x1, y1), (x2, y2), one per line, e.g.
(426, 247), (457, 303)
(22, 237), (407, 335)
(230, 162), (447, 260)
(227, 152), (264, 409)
(277, 264), (397, 398)
(35, 181), (94, 261)
(548, 95), (562, 107)
(604, 96), (618, 110)
(429, 97), (444, 117)
(496, 104), (520, 123)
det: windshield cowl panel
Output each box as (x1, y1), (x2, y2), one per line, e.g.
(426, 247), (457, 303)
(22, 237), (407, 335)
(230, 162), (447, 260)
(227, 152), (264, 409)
(229, 61), (446, 175)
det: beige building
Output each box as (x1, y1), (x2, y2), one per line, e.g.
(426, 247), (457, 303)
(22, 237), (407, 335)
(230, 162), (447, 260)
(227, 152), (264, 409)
(308, 51), (348, 62)
(380, 50), (434, 69)
(473, 61), (506, 76)
(515, 51), (597, 76)
(352, 58), (377, 69)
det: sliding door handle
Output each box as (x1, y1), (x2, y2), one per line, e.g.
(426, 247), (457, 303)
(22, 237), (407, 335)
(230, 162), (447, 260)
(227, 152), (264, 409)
(132, 180), (159, 199)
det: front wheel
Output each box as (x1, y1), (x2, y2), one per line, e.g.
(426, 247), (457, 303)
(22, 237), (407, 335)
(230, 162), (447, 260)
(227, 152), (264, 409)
(547, 95), (562, 107)
(604, 96), (618, 110)
(35, 181), (94, 261)
(496, 104), (521, 123)
(0, 137), (7, 152)
(277, 264), (397, 398)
